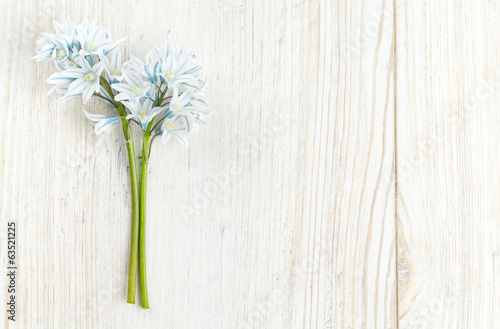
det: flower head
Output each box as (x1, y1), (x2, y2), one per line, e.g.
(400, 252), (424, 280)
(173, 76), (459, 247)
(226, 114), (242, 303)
(122, 99), (165, 130)
(160, 53), (202, 91)
(100, 49), (124, 83)
(75, 19), (126, 56)
(111, 69), (153, 101)
(167, 88), (208, 118)
(160, 115), (190, 146)
(58, 58), (105, 103)
(109, 41), (209, 145)
(35, 19), (210, 146)
(33, 18), (126, 71)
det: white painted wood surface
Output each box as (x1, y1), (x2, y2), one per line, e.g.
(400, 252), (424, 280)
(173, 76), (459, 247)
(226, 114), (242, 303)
(395, 0), (500, 328)
(4, 0), (498, 328)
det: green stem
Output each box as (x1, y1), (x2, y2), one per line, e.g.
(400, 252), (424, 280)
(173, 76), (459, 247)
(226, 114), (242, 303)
(139, 132), (150, 309)
(125, 128), (140, 304)
(99, 77), (140, 304)
(135, 83), (167, 308)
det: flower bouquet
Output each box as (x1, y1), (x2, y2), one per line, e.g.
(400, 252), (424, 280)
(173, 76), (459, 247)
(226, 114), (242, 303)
(33, 18), (209, 309)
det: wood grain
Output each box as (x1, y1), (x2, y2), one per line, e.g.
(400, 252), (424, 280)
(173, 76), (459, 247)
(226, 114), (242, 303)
(0, 0), (395, 328)
(395, 0), (500, 328)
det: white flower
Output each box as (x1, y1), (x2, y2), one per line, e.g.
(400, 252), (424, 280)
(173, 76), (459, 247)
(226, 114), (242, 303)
(75, 19), (126, 56)
(124, 50), (161, 85)
(160, 115), (190, 147)
(33, 18), (126, 73)
(32, 29), (78, 71)
(166, 88), (209, 122)
(100, 49), (123, 83)
(167, 89), (192, 114)
(160, 53), (202, 90)
(30, 19), (72, 62)
(32, 33), (73, 63)
(59, 58), (105, 103)
(111, 69), (153, 101)
(139, 60), (162, 85)
(83, 111), (120, 135)
(122, 99), (165, 130)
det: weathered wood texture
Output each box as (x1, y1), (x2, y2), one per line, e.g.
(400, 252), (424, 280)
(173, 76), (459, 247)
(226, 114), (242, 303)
(1, 0), (396, 328)
(395, 0), (500, 328)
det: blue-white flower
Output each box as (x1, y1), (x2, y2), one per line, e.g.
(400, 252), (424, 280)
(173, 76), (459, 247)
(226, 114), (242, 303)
(160, 53), (202, 90)
(139, 60), (162, 86)
(122, 99), (165, 130)
(167, 89), (194, 116)
(33, 18), (126, 72)
(75, 19), (126, 56)
(100, 49), (123, 83)
(84, 111), (120, 135)
(111, 69), (153, 101)
(33, 18), (76, 65)
(120, 51), (162, 88)
(167, 89), (209, 119)
(159, 115), (190, 147)
(59, 58), (105, 103)
(33, 33), (73, 64)
(33, 35), (80, 72)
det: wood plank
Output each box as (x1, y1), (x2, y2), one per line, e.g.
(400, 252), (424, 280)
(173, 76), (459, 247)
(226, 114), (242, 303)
(395, 0), (500, 327)
(0, 0), (395, 328)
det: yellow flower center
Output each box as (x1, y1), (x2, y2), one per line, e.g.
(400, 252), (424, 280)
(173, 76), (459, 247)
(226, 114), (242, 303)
(167, 72), (175, 79)
(174, 104), (181, 110)
(141, 111), (146, 117)
(86, 74), (93, 80)
(168, 124), (174, 129)
(112, 69), (119, 75)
